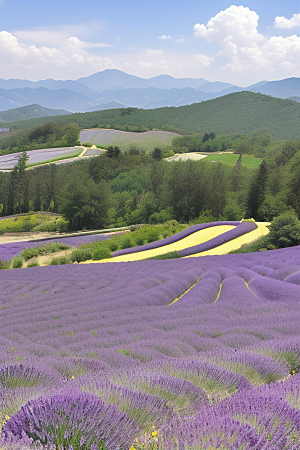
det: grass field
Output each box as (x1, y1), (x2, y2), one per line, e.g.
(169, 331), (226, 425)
(202, 153), (262, 168)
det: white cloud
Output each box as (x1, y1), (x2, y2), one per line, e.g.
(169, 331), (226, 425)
(158, 35), (171, 39)
(194, 5), (263, 45)
(193, 5), (300, 83)
(196, 54), (213, 67)
(0, 31), (114, 80)
(139, 61), (155, 68)
(145, 48), (164, 55)
(274, 13), (300, 29)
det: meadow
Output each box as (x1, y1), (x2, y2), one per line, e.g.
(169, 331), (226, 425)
(1, 220), (300, 449)
(201, 153), (262, 169)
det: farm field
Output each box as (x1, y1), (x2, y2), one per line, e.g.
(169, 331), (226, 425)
(0, 147), (106, 170)
(0, 147), (83, 170)
(1, 244), (300, 449)
(86, 221), (269, 263)
(80, 128), (180, 151)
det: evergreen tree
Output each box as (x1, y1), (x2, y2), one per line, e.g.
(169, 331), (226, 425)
(247, 160), (267, 219)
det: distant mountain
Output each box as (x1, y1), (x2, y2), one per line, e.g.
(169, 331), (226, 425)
(87, 101), (125, 112)
(249, 77), (300, 99)
(0, 87), (95, 112)
(0, 70), (299, 113)
(195, 81), (235, 92)
(0, 78), (99, 97)
(77, 69), (208, 91)
(0, 104), (71, 122)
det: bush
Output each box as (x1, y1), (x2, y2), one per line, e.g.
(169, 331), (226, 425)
(27, 259), (39, 267)
(146, 229), (159, 243)
(50, 256), (70, 265)
(0, 259), (10, 270)
(92, 247), (111, 260)
(70, 248), (92, 263)
(21, 243), (70, 261)
(121, 236), (133, 249)
(12, 256), (23, 268)
(108, 241), (119, 252)
(147, 251), (181, 260)
(267, 210), (300, 248)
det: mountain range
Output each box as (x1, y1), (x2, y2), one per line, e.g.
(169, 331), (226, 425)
(0, 69), (299, 115)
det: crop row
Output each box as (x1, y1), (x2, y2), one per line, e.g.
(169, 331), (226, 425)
(1, 245), (300, 448)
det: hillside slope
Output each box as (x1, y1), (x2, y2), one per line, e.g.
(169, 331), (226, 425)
(0, 104), (71, 122)
(1, 92), (299, 139)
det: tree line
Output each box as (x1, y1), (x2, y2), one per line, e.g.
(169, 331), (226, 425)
(0, 137), (299, 230)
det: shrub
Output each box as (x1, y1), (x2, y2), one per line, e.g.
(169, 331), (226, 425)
(108, 241), (119, 252)
(50, 256), (70, 265)
(27, 259), (39, 268)
(121, 237), (133, 249)
(12, 256), (23, 268)
(147, 251), (181, 260)
(268, 210), (300, 248)
(21, 243), (70, 261)
(92, 247), (111, 260)
(0, 259), (10, 270)
(71, 248), (92, 263)
(146, 229), (159, 243)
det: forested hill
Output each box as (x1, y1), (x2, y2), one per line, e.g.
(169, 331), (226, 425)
(1, 92), (300, 139)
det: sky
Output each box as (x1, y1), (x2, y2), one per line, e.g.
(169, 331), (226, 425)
(0, 0), (299, 86)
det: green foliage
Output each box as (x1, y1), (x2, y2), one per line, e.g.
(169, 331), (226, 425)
(0, 214), (67, 233)
(232, 210), (300, 253)
(147, 251), (181, 260)
(21, 243), (70, 261)
(60, 178), (111, 231)
(92, 246), (111, 260)
(152, 147), (162, 160)
(27, 260), (39, 267)
(121, 236), (133, 249)
(11, 256), (23, 268)
(70, 248), (92, 263)
(0, 121), (80, 154)
(3, 92), (299, 140)
(106, 146), (120, 158)
(50, 256), (70, 265)
(0, 259), (11, 270)
(267, 210), (300, 248)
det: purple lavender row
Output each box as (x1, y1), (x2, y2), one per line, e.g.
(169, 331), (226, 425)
(112, 221), (240, 256)
(3, 391), (140, 450)
(0, 234), (109, 261)
(161, 375), (300, 449)
(178, 221), (257, 256)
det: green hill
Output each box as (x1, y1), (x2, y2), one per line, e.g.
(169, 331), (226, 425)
(0, 104), (71, 122)
(1, 92), (299, 139)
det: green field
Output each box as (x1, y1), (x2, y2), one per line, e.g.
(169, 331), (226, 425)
(202, 153), (262, 168)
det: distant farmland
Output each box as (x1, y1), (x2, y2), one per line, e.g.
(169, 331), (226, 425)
(80, 128), (179, 151)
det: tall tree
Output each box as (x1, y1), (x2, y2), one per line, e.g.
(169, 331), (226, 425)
(247, 160), (268, 219)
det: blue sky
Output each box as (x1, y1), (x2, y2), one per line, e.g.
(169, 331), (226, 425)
(0, 0), (299, 85)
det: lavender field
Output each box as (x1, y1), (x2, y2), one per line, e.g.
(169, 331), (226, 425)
(1, 243), (300, 449)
